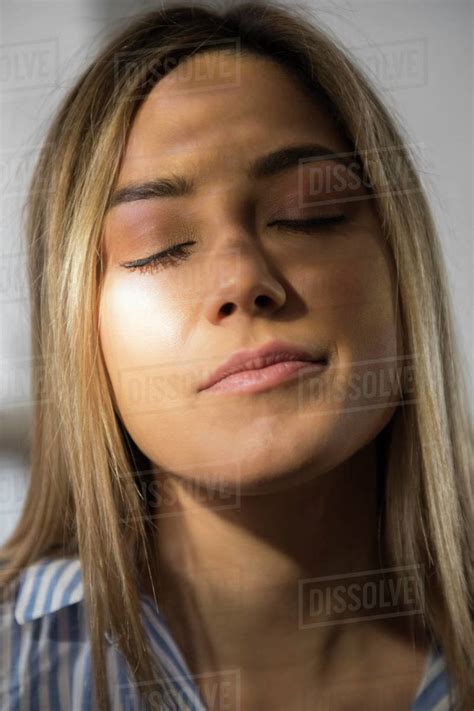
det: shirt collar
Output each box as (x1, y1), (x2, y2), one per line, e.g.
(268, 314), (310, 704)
(14, 556), (83, 625)
(13, 555), (162, 647)
(13, 556), (148, 646)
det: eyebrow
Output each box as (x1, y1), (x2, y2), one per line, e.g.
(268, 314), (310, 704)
(108, 143), (360, 209)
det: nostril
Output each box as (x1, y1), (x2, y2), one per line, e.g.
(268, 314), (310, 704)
(220, 303), (236, 316)
(255, 294), (272, 307)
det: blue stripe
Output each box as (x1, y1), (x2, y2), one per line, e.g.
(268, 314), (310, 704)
(48, 612), (61, 709)
(141, 602), (200, 710)
(115, 648), (139, 710)
(67, 603), (81, 705)
(141, 599), (193, 681)
(2, 557), (459, 711)
(80, 646), (93, 711)
(28, 619), (41, 710)
(414, 664), (451, 709)
(43, 562), (71, 709)
(8, 606), (22, 711)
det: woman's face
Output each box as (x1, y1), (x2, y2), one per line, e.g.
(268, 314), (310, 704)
(99, 50), (402, 494)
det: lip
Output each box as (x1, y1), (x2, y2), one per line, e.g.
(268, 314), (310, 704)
(197, 339), (329, 394)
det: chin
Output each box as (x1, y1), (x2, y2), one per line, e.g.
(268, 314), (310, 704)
(175, 443), (331, 499)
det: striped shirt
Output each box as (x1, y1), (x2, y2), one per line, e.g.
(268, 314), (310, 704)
(0, 556), (455, 710)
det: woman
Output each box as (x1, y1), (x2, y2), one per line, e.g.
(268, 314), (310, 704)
(0, 2), (472, 709)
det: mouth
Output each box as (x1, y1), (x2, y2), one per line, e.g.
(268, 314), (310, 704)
(199, 355), (329, 395)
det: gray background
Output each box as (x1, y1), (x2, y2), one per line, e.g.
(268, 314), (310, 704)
(1, 0), (472, 545)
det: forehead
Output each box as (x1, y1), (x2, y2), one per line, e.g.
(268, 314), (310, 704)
(117, 51), (352, 187)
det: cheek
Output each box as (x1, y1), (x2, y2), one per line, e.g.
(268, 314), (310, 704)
(98, 273), (190, 418)
(305, 249), (403, 426)
(305, 249), (399, 357)
(100, 276), (161, 363)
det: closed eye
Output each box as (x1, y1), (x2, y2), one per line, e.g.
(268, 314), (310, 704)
(269, 214), (347, 231)
(120, 214), (348, 274)
(120, 241), (196, 274)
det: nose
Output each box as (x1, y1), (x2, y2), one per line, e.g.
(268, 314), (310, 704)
(201, 231), (287, 325)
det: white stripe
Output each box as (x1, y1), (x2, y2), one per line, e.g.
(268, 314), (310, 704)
(113, 610), (172, 711)
(413, 646), (435, 699)
(419, 653), (445, 695)
(0, 598), (13, 709)
(430, 692), (451, 711)
(68, 580), (84, 607)
(14, 565), (39, 624)
(31, 559), (65, 619)
(71, 638), (89, 711)
(38, 616), (50, 710)
(58, 608), (72, 709)
(141, 603), (189, 709)
(50, 560), (82, 611)
(105, 645), (117, 708)
(107, 644), (126, 710)
(141, 597), (195, 680)
(17, 619), (32, 711)
(9, 559), (457, 711)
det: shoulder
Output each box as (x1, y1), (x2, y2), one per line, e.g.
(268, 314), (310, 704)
(0, 555), (85, 640)
(3, 555), (84, 623)
(0, 555), (94, 709)
(0, 556), (175, 710)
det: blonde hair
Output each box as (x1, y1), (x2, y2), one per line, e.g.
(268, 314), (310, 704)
(1, 2), (472, 709)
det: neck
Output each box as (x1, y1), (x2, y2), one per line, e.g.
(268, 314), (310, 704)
(142, 438), (428, 706)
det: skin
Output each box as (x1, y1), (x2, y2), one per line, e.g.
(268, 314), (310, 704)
(99, 51), (429, 710)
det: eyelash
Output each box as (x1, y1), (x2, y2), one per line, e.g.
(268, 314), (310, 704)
(121, 214), (347, 274)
